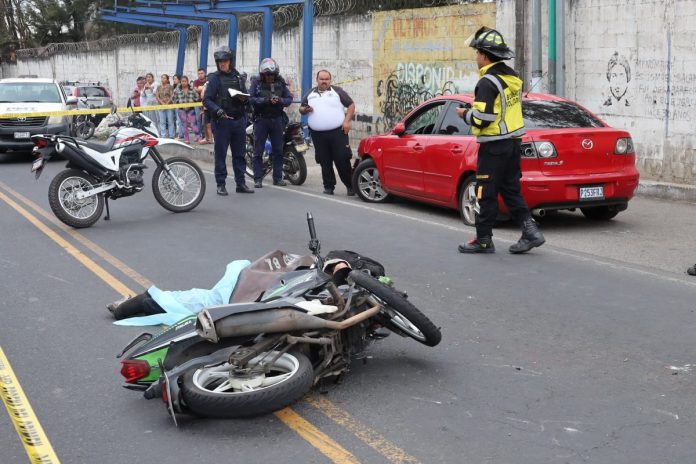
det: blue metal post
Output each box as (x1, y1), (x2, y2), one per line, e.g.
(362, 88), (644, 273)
(261, 7), (273, 61)
(176, 27), (187, 76)
(199, 23), (209, 70)
(301, 0), (314, 103)
(228, 14), (238, 52)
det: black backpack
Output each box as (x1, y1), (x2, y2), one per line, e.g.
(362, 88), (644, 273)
(326, 250), (385, 277)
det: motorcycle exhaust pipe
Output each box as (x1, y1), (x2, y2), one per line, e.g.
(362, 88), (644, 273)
(57, 142), (110, 177)
(197, 305), (379, 343)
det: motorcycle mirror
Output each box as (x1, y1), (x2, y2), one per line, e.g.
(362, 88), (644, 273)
(306, 212), (322, 266)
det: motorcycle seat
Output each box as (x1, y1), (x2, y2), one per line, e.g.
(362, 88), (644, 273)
(76, 135), (116, 153)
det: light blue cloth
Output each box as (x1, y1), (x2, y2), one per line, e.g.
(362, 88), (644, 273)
(114, 260), (251, 326)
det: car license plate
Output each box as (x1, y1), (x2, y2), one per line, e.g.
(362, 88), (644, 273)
(295, 143), (309, 153)
(579, 185), (604, 200)
(31, 157), (44, 172)
(14, 132), (30, 139)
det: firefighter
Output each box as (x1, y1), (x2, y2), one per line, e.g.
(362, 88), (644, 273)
(457, 27), (545, 254)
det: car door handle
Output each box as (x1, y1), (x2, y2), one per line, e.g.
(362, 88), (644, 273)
(451, 146), (463, 154)
(413, 143), (424, 151)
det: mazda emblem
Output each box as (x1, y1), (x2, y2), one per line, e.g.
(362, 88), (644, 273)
(582, 139), (593, 150)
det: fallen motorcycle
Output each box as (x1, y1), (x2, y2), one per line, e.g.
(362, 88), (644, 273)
(117, 213), (441, 423)
(244, 121), (309, 185)
(31, 107), (205, 228)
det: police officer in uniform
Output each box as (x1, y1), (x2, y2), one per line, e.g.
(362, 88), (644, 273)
(249, 58), (293, 188)
(457, 27), (545, 254)
(204, 46), (253, 195)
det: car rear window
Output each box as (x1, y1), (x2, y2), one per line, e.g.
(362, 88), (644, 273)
(77, 86), (108, 98)
(522, 100), (604, 129)
(0, 83), (62, 103)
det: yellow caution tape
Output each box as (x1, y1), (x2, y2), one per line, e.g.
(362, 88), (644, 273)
(0, 347), (60, 464)
(0, 102), (203, 119)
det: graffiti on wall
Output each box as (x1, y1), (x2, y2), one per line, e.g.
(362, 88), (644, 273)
(372, 3), (496, 133)
(603, 52), (631, 107)
(634, 58), (696, 121)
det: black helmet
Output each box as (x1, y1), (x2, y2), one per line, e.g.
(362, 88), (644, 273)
(468, 26), (514, 60)
(259, 58), (279, 76)
(214, 46), (234, 63)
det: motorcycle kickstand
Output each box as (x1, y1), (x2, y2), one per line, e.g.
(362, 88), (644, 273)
(104, 197), (111, 221)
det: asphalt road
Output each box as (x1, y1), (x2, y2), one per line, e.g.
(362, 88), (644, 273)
(1, 150), (695, 464)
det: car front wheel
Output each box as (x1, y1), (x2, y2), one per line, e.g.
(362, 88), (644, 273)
(458, 174), (479, 226)
(352, 158), (390, 203)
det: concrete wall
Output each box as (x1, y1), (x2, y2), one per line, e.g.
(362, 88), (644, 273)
(7, 0), (696, 183)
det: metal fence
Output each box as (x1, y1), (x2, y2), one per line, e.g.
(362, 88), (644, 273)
(16, 0), (472, 58)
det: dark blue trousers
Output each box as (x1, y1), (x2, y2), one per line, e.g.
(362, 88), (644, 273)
(253, 116), (285, 182)
(212, 116), (247, 187)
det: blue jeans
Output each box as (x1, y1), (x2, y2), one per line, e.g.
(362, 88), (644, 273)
(176, 110), (185, 138)
(158, 109), (176, 138)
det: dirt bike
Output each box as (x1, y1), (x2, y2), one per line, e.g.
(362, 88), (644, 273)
(116, 213), (441, 424)
(244, 121), (308, 185)
(71, 97), (100, 140)
(31, 107), (206, 228)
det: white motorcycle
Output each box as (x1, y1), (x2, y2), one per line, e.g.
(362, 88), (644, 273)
(31, 109), (206, 228)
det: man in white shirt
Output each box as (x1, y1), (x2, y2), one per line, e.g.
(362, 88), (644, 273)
(299, 70), (355, 195)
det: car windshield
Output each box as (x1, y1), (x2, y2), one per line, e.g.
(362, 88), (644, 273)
(522, 100), (604, 129)
(0, 83), (61, 103)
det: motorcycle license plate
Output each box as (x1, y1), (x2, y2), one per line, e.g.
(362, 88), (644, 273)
(295, 143), (309, 153)
(14, 131), (30, 139)
(31, 156), (44, 172)
(579, 185), (605, 200)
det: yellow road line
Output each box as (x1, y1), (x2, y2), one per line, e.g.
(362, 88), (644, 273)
(0, 190), (135, 298)
(0, 347), (60, 464)
(0, 181), (152, 289)
(306, 393), (421, 464)
(274, 408), (360, 464)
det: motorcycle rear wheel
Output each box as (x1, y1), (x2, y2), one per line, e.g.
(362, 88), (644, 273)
(349, 271), (442, 347)
(284, 147), (307, 185)
(180, 350), (313, 418)
(152, 157), (206, 213)
(48, 169), (104, 228)
(76, 121), (95, 140)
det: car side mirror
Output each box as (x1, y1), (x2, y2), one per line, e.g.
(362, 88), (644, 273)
(393, 122), (406, 136)
(66, 96), (77, 105)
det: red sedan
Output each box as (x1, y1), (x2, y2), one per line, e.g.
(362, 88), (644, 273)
(353, 93), (639, 225)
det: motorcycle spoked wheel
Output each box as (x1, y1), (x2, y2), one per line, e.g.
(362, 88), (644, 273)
(48, 169), (104, 228)
(152, 157), (206, 213)
(349, 271), (442, 347)
(76, 121), (95, 140)
(180, 350), (313, 418)
(283, 147), (307, 185)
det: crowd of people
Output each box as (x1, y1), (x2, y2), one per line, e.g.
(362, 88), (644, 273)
(129, 69), (213, 145)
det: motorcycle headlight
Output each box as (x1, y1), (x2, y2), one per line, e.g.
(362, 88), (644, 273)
(47, 115), (63, 124)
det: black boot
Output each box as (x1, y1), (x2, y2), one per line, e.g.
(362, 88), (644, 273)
(509, 218), (545, 254)
(458, 236), (495, 254)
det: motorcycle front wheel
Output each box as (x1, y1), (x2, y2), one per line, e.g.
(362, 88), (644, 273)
(180, 350), (314, 418)
(152, 157), (206, 213)
(349, 271), (442, 347)
(284, 147), (307, 185)
(48, 169), (104, 228)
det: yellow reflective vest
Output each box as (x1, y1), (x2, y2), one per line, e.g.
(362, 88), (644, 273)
(464, 62), (525, 142)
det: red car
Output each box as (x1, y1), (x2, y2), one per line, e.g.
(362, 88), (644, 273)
(353, 93), (639, 225)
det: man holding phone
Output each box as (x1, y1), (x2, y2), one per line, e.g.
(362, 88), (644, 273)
(300, 70), (355, 196)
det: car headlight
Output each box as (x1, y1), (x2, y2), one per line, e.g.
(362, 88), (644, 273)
(47, 115), (63, 124)
(535, 141), (557, 158)
(615, 137), (634, 154)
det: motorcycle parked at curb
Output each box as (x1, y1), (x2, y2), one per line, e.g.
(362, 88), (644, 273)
(117, 213), (441, 424)
(31, 107), (206, 228)
(244, 121), (309, 185)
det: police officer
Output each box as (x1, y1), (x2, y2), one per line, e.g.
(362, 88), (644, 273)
(457, 27), (545, 254)
(204, 46), (253, 195)
(249, 58), (293, 188)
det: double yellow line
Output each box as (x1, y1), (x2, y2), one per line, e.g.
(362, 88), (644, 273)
(0, 181), (421, 464)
